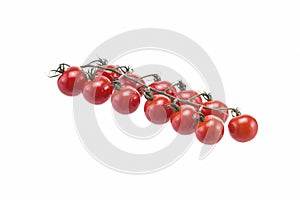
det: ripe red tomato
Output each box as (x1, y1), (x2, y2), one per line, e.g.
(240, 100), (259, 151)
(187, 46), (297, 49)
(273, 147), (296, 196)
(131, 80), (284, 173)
(95, 65), (121, 81)
(66, 66), (82, 72)
(195, 115), (224, 145)
(111, 86), (140, 114)
(170, 105), (198, 135)
(57, 67), (87, 96)
(82, 76), (113, 105)
(144, 95), (173, 124)
(119, 74), (145, 95)
(176, 90), (203, 108)
(201, 100), (229, 122)
(148, 81), (177, 96)
(228, 114), (258, 142)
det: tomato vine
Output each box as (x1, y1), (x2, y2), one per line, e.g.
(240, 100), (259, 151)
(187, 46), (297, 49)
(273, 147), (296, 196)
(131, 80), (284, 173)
(49, 58), (258, 144)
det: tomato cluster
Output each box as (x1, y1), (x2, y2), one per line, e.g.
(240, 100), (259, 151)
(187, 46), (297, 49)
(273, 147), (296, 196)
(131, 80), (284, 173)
(51, 63), (258, 145)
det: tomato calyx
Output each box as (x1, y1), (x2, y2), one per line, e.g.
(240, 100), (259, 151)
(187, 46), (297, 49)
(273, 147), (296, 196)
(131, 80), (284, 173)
(112, 79), (122, 91)
(117, 65), (132, 74)
(198, 92), (212, 101)
(48, 63), (71, 78)
(187, 91), (212, 102)
(84, 68), (97, 80)
(86, 57), (108, 66)
(165, 80), (186, 91)
(197, 112), (206, 122)
(231, 107), (241, 117)
(142, 88), (154, 101)
(165, 101), (180, 112)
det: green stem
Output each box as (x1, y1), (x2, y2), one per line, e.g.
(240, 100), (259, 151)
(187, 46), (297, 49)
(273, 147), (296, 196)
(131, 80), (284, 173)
(115, 65), (131, 74)
(138, 74), (161, 82)
(80, 62), (240, 115)
(164, 80), (186, 92)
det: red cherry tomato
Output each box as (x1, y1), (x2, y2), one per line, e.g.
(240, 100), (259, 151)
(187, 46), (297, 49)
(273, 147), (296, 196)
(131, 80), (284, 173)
(120, 74), (145, 95)
(95, 65), (121, 81)
(82, 76), (113, 105)
(148, 81), (177, 96)
(57, 67), (87, 96)
(111, 86), (140, 114)
(170, 105), (198, 135)
(228, 114), (258, 142)
(144, 95), (173, 124)
(201, 100), (229, 122)
(195, 115), (224, 145)
(176, 90), (203, 108)
(66, 66), (82, 72)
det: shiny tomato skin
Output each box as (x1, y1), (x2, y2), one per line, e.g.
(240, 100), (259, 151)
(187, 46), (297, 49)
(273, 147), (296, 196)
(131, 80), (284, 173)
(57, 67), (87, 96)
(195, 115), (224, 145)
(111, 86), (140, 114)
(95, 65), (121, 81)
(149, 81), (177, 96)
(228, 114), (258, 142)
(170, 105), (198, 135)
(66, 66), (82, 72)
(176, 90), (203, 108)
(144, 95), (173, 124)
(82, 76), (113, 105)
(119, 74), (145, 95)
(201, 100), (229, 122)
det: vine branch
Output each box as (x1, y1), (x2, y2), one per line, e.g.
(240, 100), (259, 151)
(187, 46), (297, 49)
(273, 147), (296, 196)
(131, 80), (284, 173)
(79, 59), (241, 117)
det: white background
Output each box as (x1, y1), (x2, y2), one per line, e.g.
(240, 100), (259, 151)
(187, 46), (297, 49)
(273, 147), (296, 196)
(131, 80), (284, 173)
(1, 0), (299, 199)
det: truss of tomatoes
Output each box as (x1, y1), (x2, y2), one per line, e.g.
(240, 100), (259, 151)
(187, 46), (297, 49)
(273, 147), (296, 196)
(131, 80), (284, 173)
(49, 60), (258, 145)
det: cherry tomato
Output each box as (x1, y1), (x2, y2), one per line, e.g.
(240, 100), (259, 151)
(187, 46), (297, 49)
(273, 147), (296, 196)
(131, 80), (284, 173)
(176, 90), (203, 108)
(144, 95), (173, 124)
(201, 100), (229, 122)
(119, 74), (145, 95)
(66, 66), (82, 72)
(82, 76), (113, 105)
(95, 65), (121, 81)
(228, 114), (258, 142)
(195, 115), (224, 145)
(148, 81), (177, 96)
(170, 105), (198, 135)
(57, 67), (87, 96)
(111, 86), (140, 114)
